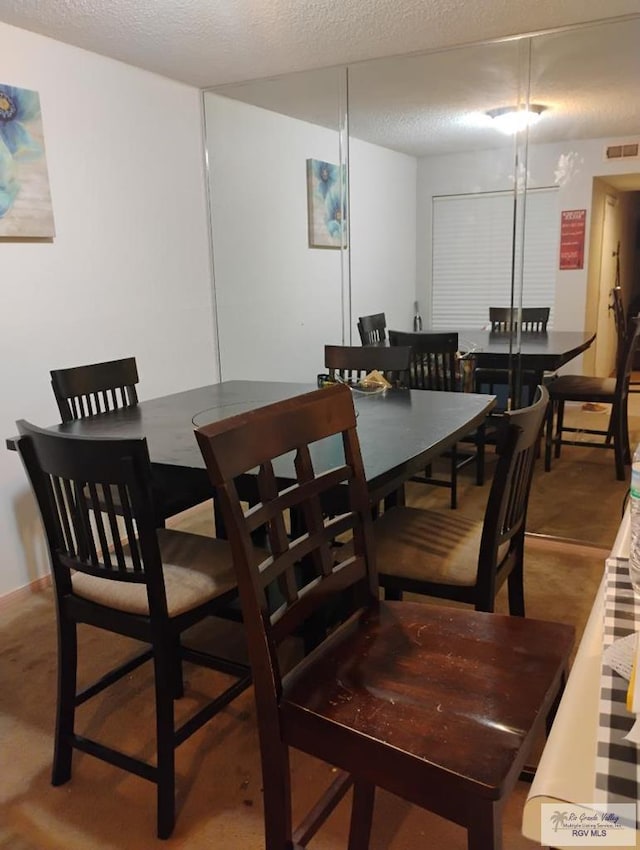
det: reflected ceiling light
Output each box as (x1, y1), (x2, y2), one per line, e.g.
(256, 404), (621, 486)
(486, 104), (546, 134)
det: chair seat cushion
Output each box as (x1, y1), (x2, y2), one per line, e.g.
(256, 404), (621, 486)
(548, 374), (615, 402)
(371, 506), (507, 588)
(72, 529), (242, 617)
(373, 506), (480, 586)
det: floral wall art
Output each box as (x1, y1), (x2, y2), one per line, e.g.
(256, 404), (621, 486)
(0, 83), (55, 237)
(306, 158), (347, 249)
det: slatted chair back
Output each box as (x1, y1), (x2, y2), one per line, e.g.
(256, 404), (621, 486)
(324, 344), (411, 388)
(16, 421), (163, 609)
(476, 385), (548, 610)
(611, 286), (628, 371)
(388, 329), (459, 391)
(612, 287), (626, 342)
(614, 314), (640, 408)
(489, 306), (550, 332)
(51, 357), (139, 422)
(357, 312), (387, 345)
(195, 384), (377, 685)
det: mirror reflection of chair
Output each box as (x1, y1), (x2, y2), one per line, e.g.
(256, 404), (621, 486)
(544, 315), (640, 480)
(373, 386), (548, 614)
(357, 312), (387, 345)
(50, 357), (214, 527)
(195, 382), (573, 850)
(489, 306), (550, 332)
(15, 421), (255, 839)
(389, 329), (485, 507)
(611, 285), (640, 394)
(324, 344), (410, 387)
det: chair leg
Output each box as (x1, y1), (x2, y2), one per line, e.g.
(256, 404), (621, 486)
(468, 801), (501, 850)
(154, 642), (176, 840)
(621, 399), (632, 465)
(171, 637), (184, 700)
(476, 423), (485, 486)
(348, 782), (375, 850)
(612, 406), (626, 481)
(52, 618), (77, 786)
(544, 399), (554, 472)
(507, 554), (525, 617)
(262, 743), (293, 850)
(554, 401), (565, 459)
(450, 444), (457, 510)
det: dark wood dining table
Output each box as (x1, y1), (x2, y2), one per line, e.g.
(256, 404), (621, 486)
(458, 329), (596, 379)
(8, 380), (496, 509)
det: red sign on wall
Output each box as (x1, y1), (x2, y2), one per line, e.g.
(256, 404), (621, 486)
(559, 209), (586, 270)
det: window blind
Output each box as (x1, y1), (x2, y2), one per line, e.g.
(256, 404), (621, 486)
(431, 188), (559, 330)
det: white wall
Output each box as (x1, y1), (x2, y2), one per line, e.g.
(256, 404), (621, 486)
(417, 136), (640, 334)
(1, 23), (216, 597)
(349, 137), (417, 337)
(205, 94), (417, 379)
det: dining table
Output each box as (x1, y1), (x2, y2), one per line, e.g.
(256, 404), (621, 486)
(8, 380), (496, 512)
(458, 328), (596, 380)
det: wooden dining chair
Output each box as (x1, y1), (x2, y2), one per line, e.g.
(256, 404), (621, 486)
(389, 329), (485, 506)
(194, 382), (573, 850)
(545, 315), (640, 480)
(15, 421), (255, 838)
(372, 385), (548, 614)
(611, 286), (640, 394)
(357, 312), (387, 345)
(50, 357), (214, 527)
(324, 344), (411, 387)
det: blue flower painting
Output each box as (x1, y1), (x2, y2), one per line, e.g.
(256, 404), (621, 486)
(306, 158), (347, 249)
(0, 84), (55, 237)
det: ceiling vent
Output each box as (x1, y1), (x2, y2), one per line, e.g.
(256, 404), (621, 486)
(604, 141), (640, 161)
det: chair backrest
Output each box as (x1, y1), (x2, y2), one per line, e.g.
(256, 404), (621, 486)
(324, 344), (411, 387)
(611, 287), (626, 342)
(611, 286), (627, 370)
(51, 357), (139, 422)
(476, 385), (549, 608)
(357, 313), (387, 345)
(195, 384), (378, 747)
(615, 314), (640, 405)
(489, 307), (550, 332)
(388, 329), (459, 391)
(15, 421), (165, 612)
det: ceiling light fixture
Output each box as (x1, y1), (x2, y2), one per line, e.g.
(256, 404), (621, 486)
(486, 104), (546, 135)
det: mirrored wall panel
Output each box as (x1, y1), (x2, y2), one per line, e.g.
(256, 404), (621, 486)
(348, 38), (526, 346)
(204, 15), (640, 395)
(528, 17), (640, 378)
(203, 67), (348, 382)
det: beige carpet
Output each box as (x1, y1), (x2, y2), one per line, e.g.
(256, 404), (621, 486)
(0, 396), (634, 849)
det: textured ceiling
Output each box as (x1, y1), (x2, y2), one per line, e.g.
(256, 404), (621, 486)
(2, 1), (640, 160)
(212, 18), (640, 157)
(0, 0), (640, 89)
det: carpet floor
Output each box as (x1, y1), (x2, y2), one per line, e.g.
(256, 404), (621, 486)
(0, 396), (636, 849)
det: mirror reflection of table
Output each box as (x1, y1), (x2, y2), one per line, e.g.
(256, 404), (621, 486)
(463, 329), (596, 378)
(388, 329), (596, 379)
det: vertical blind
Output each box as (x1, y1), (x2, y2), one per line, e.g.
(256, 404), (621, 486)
(431, 187), (559, 329)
